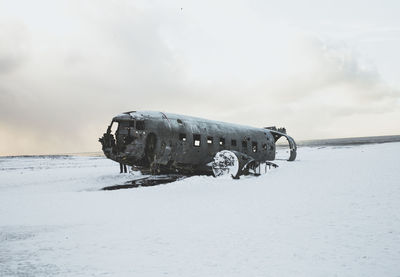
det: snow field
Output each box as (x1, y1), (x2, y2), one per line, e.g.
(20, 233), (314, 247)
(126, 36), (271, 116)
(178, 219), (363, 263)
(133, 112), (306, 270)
(0, 143), (400, 276)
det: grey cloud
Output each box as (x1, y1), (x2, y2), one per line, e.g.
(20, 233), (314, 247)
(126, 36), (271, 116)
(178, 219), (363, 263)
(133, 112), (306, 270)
(0, 1), (400, 155)
(0, 2), (191, 155)
(0, 21), (29, 74)
(266, 37), (398, 108)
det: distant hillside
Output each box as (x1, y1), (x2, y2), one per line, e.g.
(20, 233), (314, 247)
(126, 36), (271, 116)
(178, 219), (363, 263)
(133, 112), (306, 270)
(297, 135), (400, 147)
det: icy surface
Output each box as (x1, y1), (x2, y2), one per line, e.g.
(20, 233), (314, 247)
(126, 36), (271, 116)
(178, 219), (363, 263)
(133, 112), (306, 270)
(1, 143), (400, 276)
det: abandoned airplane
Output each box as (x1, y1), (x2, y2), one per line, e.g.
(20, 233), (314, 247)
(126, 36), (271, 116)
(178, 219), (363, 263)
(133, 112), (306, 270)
(99, 111), (296, 180)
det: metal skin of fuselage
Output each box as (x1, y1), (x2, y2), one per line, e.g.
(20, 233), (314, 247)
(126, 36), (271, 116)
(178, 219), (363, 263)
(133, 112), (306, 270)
(99, 111), (297, 176)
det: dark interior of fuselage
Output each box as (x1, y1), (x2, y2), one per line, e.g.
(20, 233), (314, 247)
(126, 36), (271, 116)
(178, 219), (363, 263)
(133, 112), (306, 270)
(106, 119), (146, 151)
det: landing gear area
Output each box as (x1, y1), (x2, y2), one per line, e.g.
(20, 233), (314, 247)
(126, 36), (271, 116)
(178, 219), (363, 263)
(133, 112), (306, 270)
(212, 150), (240, 178)
(211, 150), (278, 179)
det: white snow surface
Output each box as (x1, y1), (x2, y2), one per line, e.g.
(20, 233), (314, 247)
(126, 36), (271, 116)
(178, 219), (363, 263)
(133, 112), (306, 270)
(1, 143), (400, 276)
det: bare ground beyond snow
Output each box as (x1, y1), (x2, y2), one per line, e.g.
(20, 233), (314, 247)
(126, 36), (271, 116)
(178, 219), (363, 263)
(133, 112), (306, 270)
(1, 143), (400, 276)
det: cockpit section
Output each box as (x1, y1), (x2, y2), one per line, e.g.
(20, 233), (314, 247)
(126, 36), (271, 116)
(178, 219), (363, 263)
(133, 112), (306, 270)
(99, 113), (147, 161)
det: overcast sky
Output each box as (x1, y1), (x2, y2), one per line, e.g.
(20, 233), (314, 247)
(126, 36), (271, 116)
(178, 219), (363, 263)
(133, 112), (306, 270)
(1, 0), (400, 155)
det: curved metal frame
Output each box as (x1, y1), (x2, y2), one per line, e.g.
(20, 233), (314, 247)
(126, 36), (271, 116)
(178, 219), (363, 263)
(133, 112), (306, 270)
(270, 130), (297, 162)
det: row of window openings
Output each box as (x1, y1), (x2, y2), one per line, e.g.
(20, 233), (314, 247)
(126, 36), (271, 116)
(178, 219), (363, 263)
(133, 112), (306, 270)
(179, 134), (268, 152)
(125, 120), (145, 130)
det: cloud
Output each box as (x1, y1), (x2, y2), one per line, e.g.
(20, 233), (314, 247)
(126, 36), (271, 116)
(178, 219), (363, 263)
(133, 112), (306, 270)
(222, 35), (400, 138)
(0, 20), (29, 74)
(273, 36), (399, 106)
(0, 0), (399, 155)
(0, 1), (190, 155)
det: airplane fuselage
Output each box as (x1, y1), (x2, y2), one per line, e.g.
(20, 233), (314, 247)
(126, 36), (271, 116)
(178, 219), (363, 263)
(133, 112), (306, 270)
(99, 111), (296, 175)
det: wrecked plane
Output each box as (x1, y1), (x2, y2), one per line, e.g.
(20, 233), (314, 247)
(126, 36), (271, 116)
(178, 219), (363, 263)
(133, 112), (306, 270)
(99, 111), (296, 180)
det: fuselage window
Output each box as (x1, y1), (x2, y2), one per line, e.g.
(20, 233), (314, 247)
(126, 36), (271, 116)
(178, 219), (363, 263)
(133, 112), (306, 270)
(193, 134), (201, 147)
(118, 121), (129, 128)
(127, 121), (135, 137)
(242, 140), (247, 149)
(231, 139), (237, 146)
(207, 136), (213, 144)
(136, 120), (145, 130)
(219, 138), (225, 146)
(116, 121), (129, 135)
(177, 119), (183, 125)
(252, 141), (258, 153)
(262, 143), (267, 150)
(179, 133), (187, 141)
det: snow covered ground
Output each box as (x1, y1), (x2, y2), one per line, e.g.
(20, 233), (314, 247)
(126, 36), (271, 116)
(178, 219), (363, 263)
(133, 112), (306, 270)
(1, 143), (400, 276)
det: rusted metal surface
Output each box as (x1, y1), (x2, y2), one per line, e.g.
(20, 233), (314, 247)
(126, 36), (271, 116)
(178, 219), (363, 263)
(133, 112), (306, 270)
(99, 111), (297, 177)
